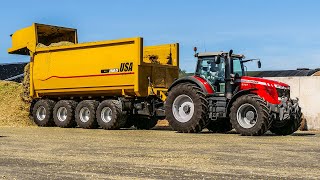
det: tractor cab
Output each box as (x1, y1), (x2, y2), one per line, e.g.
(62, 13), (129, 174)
(195, 52), (245, 93)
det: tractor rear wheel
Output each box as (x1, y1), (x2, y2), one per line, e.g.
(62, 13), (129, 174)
(165, 83), (209, 133)
(230, 94), (271, 136)
(270, 108), (302, 135)
(96, 100), (127, 130)
(206, 119), (232, 133)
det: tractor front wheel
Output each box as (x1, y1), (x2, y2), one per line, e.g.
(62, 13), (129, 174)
(230, 94), (271, 136)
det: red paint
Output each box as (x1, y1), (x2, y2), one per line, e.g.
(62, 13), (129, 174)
(40, 72), (135, 81)
(241, 76), (289, 88)
(238, 76), (290, 104)
(193, 76), (214, 94)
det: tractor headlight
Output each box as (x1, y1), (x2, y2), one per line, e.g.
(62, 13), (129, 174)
(274, 84), (290, 90)
(275, 84), (290, 99)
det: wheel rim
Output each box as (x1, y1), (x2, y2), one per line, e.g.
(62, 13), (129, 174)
(101, 107), (112, 123)
(172, 94), (195, 123)
(36, 106), (46, 121)
(236, 103), (258, 128)
(57, 107), (67, 122)
(79, 107), (90, 123)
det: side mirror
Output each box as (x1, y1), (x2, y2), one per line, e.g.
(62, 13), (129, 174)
(257, 60), (261, 68)
(229, 49), (233, 57)
(214, 56), (221, 64)
(194, 47), (198, 57)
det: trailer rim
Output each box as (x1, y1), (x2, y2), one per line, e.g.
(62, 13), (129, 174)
(57, 107), (68, 122)
(172, 94), (195, 123)
(36, 106), (46, 121)
(79, 107), (91, 123)
(101, 107), (113, 123)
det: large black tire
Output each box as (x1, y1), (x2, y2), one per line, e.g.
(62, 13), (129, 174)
(32, 99), (55, 127)
(75, 100), (99, 129)
(96, 100), (127, 130)
(270, 108), (302, 135)
(206, 119), (233, 133)
(133, 116), (158, 130)
(165, 83), (209, 133)
(123, 115), (135, 128)
(53, 100), (77, 128)
(230, 94), (271, 136)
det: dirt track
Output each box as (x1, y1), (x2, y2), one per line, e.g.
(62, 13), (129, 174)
(0, 127), (319, 179)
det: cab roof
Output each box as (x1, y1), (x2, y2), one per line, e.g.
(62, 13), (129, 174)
(197, 52), (245, 58)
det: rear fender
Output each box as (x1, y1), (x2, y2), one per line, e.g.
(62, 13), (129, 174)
(168, 76), (214, 94)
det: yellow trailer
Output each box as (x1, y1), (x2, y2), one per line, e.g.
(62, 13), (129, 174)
(9, 23), (179, 130)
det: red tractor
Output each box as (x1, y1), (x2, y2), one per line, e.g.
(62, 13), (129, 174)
(165, 49), (302, 136)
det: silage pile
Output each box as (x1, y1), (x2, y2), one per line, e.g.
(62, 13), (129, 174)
(0, 80), (34, 127)
(21, 63), (32, 103)
(37, 41), (75, 48)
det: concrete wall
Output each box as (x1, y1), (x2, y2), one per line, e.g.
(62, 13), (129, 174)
(266, 76), (320, 130)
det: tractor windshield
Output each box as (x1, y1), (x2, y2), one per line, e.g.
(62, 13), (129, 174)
(196, 57), (225, 91)
(196, 56), (244, 92)
(196, 57), (244, 83)
(233, 58), (244, 77)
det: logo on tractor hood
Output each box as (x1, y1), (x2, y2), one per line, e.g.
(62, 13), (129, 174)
(239, 76), (290, 89)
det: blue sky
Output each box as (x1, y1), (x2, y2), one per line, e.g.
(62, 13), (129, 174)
(1, 0), (320, 72)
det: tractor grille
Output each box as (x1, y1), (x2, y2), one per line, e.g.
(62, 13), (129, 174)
(276, 88), (290, 99)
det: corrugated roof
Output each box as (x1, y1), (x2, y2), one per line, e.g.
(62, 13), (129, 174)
(250, 69), (320, 77)
(0, 62), (27, 82)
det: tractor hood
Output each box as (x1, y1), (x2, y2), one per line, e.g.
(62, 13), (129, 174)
(240, 76), (290, 89)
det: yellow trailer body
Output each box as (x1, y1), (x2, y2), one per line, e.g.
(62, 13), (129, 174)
(8, 24), (179, 99)
(8, 23), (179, 129)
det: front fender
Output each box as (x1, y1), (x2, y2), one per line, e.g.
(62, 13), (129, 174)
(226, 88), (257, 114)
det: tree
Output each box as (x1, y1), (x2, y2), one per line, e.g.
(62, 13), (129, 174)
(179, 68), (187, 78)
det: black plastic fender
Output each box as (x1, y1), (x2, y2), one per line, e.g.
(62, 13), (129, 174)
(226, 88), (257, 114)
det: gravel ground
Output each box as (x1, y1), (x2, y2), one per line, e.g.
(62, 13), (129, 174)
(0, 127), (319, 180)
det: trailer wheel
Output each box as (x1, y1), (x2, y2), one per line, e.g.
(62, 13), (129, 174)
(133, 116), (158, 130)
(53, 100), (77, 128)
(165, 83), (209, 133)
(75, 100), (99, 129)
(96, 100), (127, 130)
(230, 94), (271, 136)
(206, 119), (232, 133)
(32, 99), (55, 127)
(270, 108), (302, 135)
